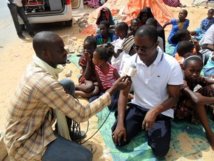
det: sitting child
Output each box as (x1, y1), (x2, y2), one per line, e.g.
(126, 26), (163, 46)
(163, 9), (189, 45)
(170, 29), (200, 56)
(96, 7), (115, 27)
(91, 44), (120, 110)
(111, 22), (129, 71)
(146, 18), (164, 50)
(75, 36), (99, 98)
(96, 20), (117, 45)
(191, 9), (214, 41)
(175, 55), (214, 149)
(175, 40), (195, 65)
(203, 52), (214, 78)
(128, 18), (141, 37)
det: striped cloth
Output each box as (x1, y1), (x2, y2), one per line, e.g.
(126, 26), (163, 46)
(95, 63), (118, 90)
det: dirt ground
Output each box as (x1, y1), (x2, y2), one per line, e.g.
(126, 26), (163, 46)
(0, 0), (213, 160)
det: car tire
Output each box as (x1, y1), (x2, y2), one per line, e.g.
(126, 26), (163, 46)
(65, 19), (72, 27)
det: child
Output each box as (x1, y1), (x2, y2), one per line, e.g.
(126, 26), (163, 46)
(191, 9), (214, 41)
(203, 52), (214, 77)
(75, 36), (99, 98)
(164, 9), (189, 45)
(128, 18), (141, 36)
(96, 20), (117, 45)
(91, 45), (120, 110)
(96, 7), (115, 27)
(146, 18), (164, 51)
(175, 40), (195, 65)
(175, 55), (214, 149)
(111, 22), (129, 71)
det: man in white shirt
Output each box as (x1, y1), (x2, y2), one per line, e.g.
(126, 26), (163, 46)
(7, 0), (34, 39)
(112, 25), (183, 157)
(199, 24), (214, 64)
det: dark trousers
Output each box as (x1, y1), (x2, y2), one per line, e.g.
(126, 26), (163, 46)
(112, 103), (171, 157)
(7, 3), (33, 36)
(42, 136), (92, 161)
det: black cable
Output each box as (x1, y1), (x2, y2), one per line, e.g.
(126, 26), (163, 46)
(81, 109), (111, 144)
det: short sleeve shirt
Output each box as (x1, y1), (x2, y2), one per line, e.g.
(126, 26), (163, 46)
(123, 47), (183, 118)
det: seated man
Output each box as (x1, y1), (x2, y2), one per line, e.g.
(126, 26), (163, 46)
(3, 31), (130, 161)
(199, 24), (214, 64)
(112, 26), (183, 157)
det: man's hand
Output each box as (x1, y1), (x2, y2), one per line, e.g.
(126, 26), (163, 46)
(107, 76), (131, 95)
(112, 125), (127, 145)
(142, 108), (159, 131)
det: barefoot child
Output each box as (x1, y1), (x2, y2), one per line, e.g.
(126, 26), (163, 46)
(175, 55), (214, 149)
(75, 36), (99, 98)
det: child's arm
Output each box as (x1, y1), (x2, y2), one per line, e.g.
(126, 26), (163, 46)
(204, 77), (214, 84)
(194, 92), (214, 104)
(84, 53), (94, 80)
(113, 68), (120, 79)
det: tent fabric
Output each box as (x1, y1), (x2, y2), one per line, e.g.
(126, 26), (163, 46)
(90, 0), (173, 25)
(82, 0), (173, 35)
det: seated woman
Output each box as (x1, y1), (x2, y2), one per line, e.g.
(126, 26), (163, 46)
(75, 36), (99, 98)
(175, 55), (214, 149)
(95, 20), (117, 45)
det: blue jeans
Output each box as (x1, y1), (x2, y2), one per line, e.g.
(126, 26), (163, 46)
(42, 136), (92, 161)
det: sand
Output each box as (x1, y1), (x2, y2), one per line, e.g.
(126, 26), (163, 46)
(0, 0), (213, 160)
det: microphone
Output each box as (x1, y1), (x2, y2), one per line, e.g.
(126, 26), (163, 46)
(122, 63), (137, 77)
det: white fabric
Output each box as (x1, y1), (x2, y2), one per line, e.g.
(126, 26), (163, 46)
(122, 47), (183, 118)
(12, 0), (23, 7)
(119, 51), (132, 76)
(33, 55), (71, 140)
(111, 38), (125, 71)
(200, 24), (214, 45)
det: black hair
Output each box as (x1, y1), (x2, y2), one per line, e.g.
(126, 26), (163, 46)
(115, 22), (129, 33)
(135, 25), (158, 43)
(33, 31), (60, 57)
(181, 9), (188, 16)
(84, 36), (97, 49)
(137, 7), (154, 21)
(95, 43), (114, 61)
(208, 8), (214, 14)
(171, 29), (190, 44)
(146, 18), (157, 27)
(131, 18), (141, 24)
(183, 55), (203, 69)
(99, 20), (110, 29)
(96, 7), (114, 26)
(177, 41), (194, 57)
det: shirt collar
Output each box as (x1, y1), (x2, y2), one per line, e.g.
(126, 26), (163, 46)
(136, 47), (164, 66)
(33, 55), (64, 80)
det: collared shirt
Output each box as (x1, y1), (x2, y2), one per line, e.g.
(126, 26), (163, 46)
(12, 0), (23, 7)
(4, 61), (111, 161)
(200, 24), (214, 45)
(122, 47), (183, 118)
